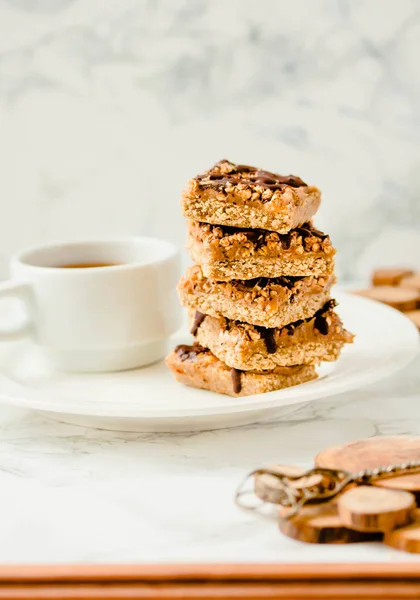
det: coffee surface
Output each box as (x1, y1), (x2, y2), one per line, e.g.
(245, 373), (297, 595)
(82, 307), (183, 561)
(59, 263), (122, 268)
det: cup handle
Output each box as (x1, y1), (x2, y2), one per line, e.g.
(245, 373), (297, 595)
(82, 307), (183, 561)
(0, 280), (33, 340)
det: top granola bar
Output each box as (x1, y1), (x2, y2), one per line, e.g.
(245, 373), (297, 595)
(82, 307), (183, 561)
(181, 159), (321, 233)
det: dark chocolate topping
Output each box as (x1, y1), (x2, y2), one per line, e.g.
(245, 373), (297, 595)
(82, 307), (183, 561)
(203, 222), (328, 251)
(295, 225), (328, 241)
(242, 276), (301, 290)
(190, 311), (206, 336)
(314, 313), (329, 335)
(195, 160), (307, 193)
(282, 299), (337, 337)
(313, 299), (336, 335)
(256, 327), (277, 353)
(285, 322), (299, 336)
(257, 299), (338, 343)
(175, 344), (208, 362)
(322, 299), (337, 312)
(231, 368), (242, 394)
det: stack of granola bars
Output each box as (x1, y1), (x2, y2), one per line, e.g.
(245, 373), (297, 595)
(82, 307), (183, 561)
(166, 160), (353, 397)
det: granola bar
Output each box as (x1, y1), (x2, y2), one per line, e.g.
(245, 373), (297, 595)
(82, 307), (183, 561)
(189, 300), (354, 371)
(181, 159), (321, 234)
(165, 344), (317, 397)
(187, 220), (335, 280)
(178, 265), (336, 328)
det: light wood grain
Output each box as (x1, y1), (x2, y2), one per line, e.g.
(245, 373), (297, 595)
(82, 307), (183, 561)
(401, 273), (420, 293)
(372, 268), (414, 287)
(278, 501), (380, 544)
(315, 435), (420, 492)
(338, 486), (416, 532)
(1, 564), (420, 599)
(384, 509), (420, 554)
(352, 287), (420, 311)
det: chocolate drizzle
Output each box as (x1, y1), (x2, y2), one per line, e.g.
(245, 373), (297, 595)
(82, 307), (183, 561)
(242, 276), (300, 290)
(285, 322), (299, 336)
(295, 225), (328, 241)
(220, 300), (339, 356)
(190, 311), (206, 335)
(256, 327), (277, 353)
(314, 313), (329, 335)
(282, 299), (337, 337)
(322, 299), (337, 312)
(313, 299), (336, 335)
(199, 222), (328, 252)
(231, 368), (242, 394)
(175, 344), (208, 361)
(196, 160), (307, 196)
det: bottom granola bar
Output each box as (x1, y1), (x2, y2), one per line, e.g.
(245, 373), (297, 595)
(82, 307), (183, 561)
(165, 344), (317, 397)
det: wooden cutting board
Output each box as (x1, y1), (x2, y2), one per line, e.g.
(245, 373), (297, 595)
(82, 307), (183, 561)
(251, 436), (420, 551)
(384, 509), (420, 553)
(315, 436), (420, 492)
(278, 502), (380, 544)
(337, 485), (416, 532)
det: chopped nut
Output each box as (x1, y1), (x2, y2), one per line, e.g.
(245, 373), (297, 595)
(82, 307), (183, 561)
(236, 233), (248, 243)
(262, 189), (273, 201)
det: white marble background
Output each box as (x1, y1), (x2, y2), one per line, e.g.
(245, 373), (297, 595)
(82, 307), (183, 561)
(0, 0), (419, 281)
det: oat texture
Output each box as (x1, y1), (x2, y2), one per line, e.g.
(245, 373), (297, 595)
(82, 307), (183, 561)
(178, 265), (336, 328)
(165, 345), (317, 397)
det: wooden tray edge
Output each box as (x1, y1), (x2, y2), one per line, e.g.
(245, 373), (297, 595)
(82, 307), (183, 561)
(0, 563), (419, 599)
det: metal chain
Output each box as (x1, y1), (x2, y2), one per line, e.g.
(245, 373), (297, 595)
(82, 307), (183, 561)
(235, 461), (420, 517)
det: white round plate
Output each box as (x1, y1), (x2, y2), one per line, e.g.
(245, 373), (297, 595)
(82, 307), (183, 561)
(0, 292), (417, 432)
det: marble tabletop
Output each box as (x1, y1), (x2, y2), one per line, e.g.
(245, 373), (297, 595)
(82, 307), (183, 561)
(0, 352), (419, 565)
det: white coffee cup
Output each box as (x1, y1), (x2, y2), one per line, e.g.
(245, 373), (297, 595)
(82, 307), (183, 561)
(0, 238), (181, 372)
